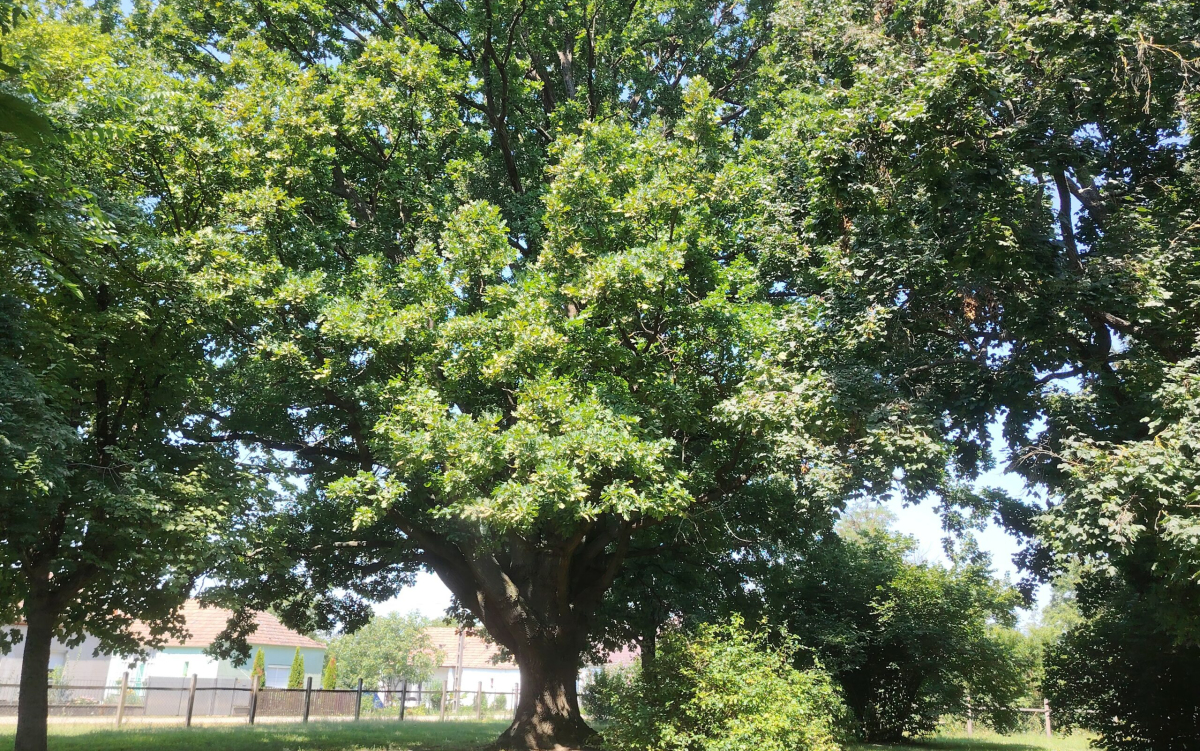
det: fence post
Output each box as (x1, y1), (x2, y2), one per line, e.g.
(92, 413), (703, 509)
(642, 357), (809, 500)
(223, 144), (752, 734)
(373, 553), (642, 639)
(399, 679), (408, 721)
(115, 671), (129, 728)
(185, 673), (198, 728)
(439, 682), (448, 722)
(476, 682), (483, 720)
(249, 678), (258, 725)
(354, 678), (363, 721)
(302, 676), (312, 722)
(1044, 698), (1052, 737)
(512, 685), (518, 719)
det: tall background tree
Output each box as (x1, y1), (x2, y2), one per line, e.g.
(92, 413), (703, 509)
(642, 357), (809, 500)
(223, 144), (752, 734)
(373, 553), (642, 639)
(0, 9), (256, 751)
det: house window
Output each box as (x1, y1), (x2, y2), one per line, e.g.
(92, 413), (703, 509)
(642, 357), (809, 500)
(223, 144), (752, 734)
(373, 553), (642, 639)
(265, 666), (290, 688)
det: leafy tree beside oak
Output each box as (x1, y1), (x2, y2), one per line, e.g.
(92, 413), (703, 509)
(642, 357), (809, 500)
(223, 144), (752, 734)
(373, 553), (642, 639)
(328, 613), (439, 692)
(0, 11), (255, 751)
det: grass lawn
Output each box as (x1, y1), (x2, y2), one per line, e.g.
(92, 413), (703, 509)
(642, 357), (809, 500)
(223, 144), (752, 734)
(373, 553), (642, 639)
(0, 720), (511, 751)
(853, 730), (1094, 751)
(0, 722), (1095, 751)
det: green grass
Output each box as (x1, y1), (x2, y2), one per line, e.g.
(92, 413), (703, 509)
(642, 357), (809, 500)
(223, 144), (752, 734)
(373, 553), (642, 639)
(852, 730), (1094, 751)
(0, 720), (511, 751)
(0, 722), (1095, 751)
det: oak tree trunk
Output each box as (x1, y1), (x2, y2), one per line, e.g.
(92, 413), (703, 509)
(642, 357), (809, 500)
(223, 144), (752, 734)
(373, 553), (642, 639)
(417, 520), (631, 749)
(494, 637), (596, 750)
(14, 599), (55, 751)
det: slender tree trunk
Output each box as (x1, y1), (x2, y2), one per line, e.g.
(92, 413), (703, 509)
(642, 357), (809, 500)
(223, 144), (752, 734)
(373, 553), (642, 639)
(640, 627), (656, 671)
(495, 635), (595, 750)
(15, 599), (56, 751)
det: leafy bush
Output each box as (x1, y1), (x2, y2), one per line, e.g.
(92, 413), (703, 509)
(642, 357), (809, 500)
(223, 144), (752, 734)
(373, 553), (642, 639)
(1044, 576), (1200, 751)
(602, 617), (848, 751)
(760, 520), (1030, 742)
(582, 666), (637, 723)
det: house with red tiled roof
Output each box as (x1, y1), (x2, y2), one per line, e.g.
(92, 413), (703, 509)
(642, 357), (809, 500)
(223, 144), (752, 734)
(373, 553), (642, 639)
(0, 600), (325, 691)
(426, 626), (520, 696)
(119, 600), (325, 689)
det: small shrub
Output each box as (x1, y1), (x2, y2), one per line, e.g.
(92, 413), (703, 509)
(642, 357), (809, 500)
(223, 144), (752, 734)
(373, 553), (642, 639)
(602, 617), (848, 751)
(287, 647), (305, 689)
(582, 666), (637, 723)
(492, 692), (509, 711)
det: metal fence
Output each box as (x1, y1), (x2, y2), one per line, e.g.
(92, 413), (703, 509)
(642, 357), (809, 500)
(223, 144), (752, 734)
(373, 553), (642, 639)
(0, 675), (522, 727)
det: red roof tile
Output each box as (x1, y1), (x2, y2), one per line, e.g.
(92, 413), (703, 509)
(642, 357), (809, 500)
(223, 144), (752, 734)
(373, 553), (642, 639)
(146, 600), (325, 650)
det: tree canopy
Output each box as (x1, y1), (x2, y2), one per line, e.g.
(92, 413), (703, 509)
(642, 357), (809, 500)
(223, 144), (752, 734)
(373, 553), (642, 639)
(328, 612), (440, 691)
(1, 0), (1198, 748)
(0, 9), (258, 751)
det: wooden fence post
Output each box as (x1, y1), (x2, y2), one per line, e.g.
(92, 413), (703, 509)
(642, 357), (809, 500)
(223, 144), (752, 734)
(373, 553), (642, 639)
(185, 674), (198, 728)
(115, 671), (129, 728)
(1044, 698), (1052, 737)
(302, 676), (312, 722)
(399, 679), (408, 721)
(476, 682), (483, 720)
(354, 678), (363, 721)
(512, 685), (518, 719)
(249, 679), (258, 725)
(439, 682), (448, 722)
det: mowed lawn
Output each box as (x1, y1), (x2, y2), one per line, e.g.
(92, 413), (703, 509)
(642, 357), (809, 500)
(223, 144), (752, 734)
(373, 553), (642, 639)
(0, 720), (510, 751)
(0, 722), (1093, 751)
(851, 730), (1094, 751)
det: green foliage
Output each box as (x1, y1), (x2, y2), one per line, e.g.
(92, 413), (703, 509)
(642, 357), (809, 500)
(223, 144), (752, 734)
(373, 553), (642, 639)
(427, 680), (443, 711)
(250, 650), (266, 690)
(328, 613), (438, 692)
(0, 0), (256, 695)
(321, 656), (337, 691)
(758, 516), (1029, 742)
(286, 648), (305, 690)
(601, 617), (848, 751)
(1043, 574), (1200, 751)
(581, 667), (636, 724)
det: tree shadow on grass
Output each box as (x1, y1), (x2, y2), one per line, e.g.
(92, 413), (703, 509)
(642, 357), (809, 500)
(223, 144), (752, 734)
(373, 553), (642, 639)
(852, 740), (1048, 751)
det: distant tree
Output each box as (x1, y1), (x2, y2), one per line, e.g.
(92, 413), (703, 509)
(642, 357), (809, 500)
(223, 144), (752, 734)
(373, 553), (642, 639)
(757, 526), (1029, 742)
(322, 656), (338, 691)
(328, 613), (439, 693)
(286, 648), (305, 689)
(835, 502), (898, 544)
(250, 649), (266, 690)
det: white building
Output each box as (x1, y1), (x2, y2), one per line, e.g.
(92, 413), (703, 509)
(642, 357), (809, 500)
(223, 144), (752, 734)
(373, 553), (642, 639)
(426, 626), (520, 695)
(0, 600), (325, 690)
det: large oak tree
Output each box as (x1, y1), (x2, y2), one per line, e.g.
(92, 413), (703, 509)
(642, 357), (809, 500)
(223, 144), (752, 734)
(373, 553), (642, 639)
(131, 0), (947, 746)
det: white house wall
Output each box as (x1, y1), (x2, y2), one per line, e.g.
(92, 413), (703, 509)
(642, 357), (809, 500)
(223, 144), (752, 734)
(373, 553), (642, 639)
(0, 625), (117, 688)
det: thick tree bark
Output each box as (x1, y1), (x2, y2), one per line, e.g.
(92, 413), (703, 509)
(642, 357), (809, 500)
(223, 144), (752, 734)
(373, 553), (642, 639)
(416, 521), (630, 749)
(495, 636), (596, 750)
(14, 599), (55, 751)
